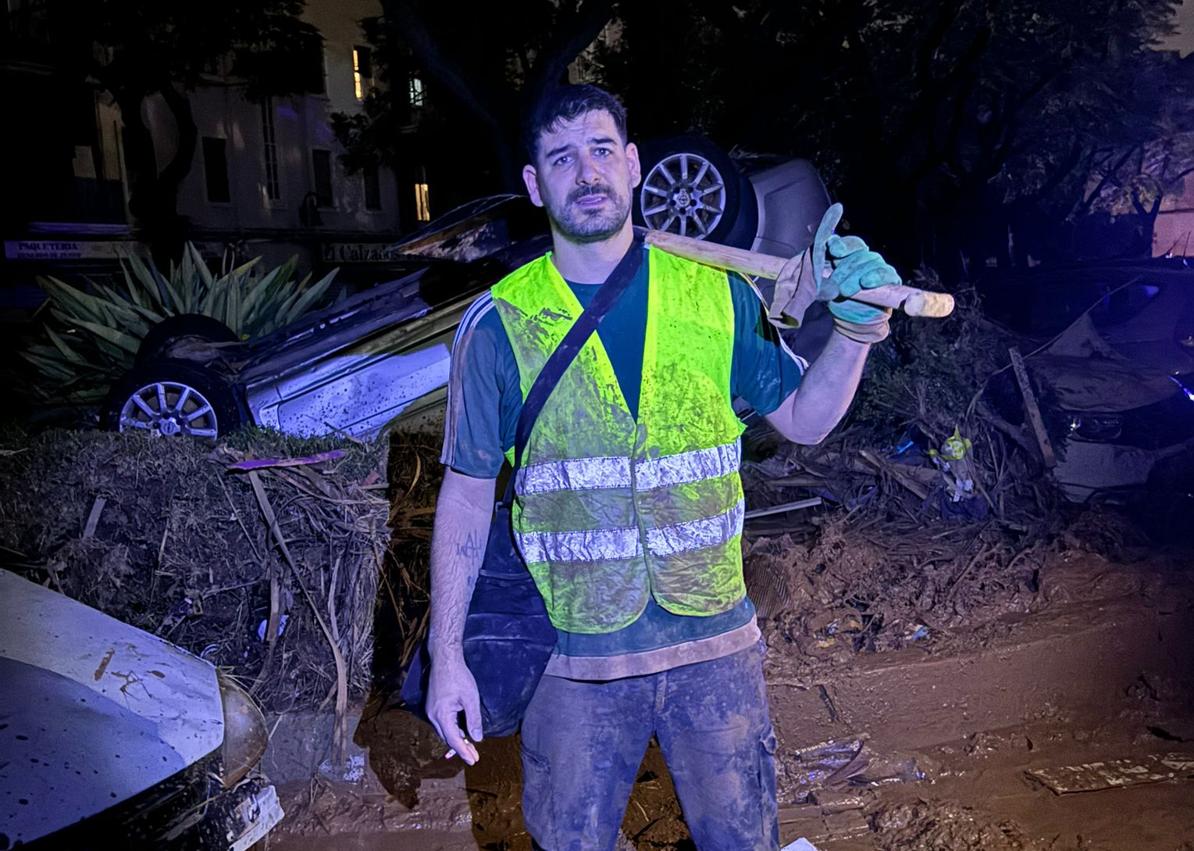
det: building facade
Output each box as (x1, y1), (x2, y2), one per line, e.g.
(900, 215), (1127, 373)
(3, 0), (422, 298)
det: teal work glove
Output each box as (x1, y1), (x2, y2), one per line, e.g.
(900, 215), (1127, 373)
(812, 203), (901, 343)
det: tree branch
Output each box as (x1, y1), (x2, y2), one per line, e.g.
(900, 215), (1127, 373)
(381, 0), (503, 132)
(534, 0), (614, 86)
(157, 80), (198, 190)
(915, 0), (967, 90)
(1075, 144), (1137, 214)
(523, 0), (615, 115)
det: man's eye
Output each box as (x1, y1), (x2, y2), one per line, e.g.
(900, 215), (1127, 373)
(594, 147), (611, 156)
(553, 155), (572, 166)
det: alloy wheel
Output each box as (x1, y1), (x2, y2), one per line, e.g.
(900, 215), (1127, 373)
(118, 381), (220, 439)
(639, 152), (727, 238)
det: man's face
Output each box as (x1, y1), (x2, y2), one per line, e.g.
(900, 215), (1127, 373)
(522, 110), (641, 245)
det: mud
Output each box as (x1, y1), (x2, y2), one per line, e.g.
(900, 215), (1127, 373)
(269, 547), (1194, 851)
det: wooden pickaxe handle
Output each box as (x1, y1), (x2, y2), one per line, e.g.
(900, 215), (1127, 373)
(644, 230), (954, 318)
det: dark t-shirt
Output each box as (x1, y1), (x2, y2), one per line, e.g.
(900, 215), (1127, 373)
(440, 246), (806, 662)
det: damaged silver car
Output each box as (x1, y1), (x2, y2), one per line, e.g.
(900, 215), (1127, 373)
(0, 570), (282, 849)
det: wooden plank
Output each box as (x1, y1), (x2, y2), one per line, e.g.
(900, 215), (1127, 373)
(1026, 753), (1194, 794)
(1007, 347), (1057, 469)
(859, 448), (931, 499)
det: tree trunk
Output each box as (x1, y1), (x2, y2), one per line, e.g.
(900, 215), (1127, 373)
(153, 82), (198, 264)
(116, 82), (197, 267)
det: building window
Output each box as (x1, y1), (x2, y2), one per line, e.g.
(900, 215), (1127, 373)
(414, 178), (430, 222)
(202, 137), (230, 203)
(353, 45), (373, 101)
(363, 163), (382, 211)
(261, 98), (280, 200)
(408, 72), (425, 108)
(312, 149), (334, 208)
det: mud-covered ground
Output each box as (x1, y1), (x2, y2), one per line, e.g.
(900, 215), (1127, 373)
(270, 527), (1194, 851)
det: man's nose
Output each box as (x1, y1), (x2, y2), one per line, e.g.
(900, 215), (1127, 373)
(576, 152), (601, 184)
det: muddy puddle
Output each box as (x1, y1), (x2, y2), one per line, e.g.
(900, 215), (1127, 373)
(270, 550), (1194, 851)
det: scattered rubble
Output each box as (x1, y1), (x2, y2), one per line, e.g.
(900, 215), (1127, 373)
(0, 428), (392, 722)
(869, 800), (1051, 851)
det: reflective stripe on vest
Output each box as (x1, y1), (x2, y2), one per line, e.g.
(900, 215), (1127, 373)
(492, 246), (747, 633)
(517, 498), (745, 563)
(515, 440), (741, 494)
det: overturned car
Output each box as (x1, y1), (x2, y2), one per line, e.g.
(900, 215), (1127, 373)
(103, 141), (831, 442)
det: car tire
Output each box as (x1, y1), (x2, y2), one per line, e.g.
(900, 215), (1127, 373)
(103, 359), (245, 440)
(1133, 450), (1194, 544)
(633, 135), (756, 248)
(136, 314), (238, 366)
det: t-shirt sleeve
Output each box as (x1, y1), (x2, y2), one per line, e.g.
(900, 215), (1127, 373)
(729, 272), (807, 415)
(439, 293), (521, 478)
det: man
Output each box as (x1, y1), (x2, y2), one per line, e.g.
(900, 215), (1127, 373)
(425, 85), (899, 850)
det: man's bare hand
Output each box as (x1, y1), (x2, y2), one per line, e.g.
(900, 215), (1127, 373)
(426, 653), (483, 765)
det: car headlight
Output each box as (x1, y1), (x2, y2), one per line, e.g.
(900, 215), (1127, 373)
(1065, 412), (1123, 442)
(217, 673), (269, 788)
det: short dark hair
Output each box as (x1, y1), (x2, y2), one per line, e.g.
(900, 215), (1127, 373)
(522, 84), (628, 163)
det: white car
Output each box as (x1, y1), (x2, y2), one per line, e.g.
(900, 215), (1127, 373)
(0, 570), (283, 849)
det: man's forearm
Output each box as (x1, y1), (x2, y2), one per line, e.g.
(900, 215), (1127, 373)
(427, 469), (497, 660)
(764, 330), (870, 445)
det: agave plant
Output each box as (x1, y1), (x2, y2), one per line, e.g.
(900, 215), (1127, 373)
(23, 243), (337, 405)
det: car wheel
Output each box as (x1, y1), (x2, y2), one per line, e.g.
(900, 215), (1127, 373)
(136, 314), (238, 366)
(104, 359), (244, 440)
(633, 135), (753, 246)
(1133, 450), (1194, 544)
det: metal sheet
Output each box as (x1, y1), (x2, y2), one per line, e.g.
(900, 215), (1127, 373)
(264, 343), (451, 438)
(0, 571), (225, 842)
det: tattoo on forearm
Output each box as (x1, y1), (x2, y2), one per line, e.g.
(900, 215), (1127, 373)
(428, 498), (490, 653)
(457, 530), (484, 560)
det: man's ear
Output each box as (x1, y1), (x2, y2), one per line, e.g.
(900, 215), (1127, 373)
(522, 165), (544, 207)
(626, 142), (642, 189)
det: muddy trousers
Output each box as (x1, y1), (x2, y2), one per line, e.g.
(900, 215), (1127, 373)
(520, 642), (779, 851)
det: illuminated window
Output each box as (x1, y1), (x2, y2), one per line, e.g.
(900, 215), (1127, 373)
(353, 45), (373, 101)
(408, 73), (424, 108)
(261, 97), (280, 200)
(414, 181), (430, 222)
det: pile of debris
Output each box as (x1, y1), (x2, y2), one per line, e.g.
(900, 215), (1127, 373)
(738, 281), (1141, 656)
(375, 434), (444, 686)
(0, 427), (391, 717)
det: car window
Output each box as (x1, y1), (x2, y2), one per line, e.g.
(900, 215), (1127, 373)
(1023, 278), (1108, 335)
(1089, 282), (1162, 329)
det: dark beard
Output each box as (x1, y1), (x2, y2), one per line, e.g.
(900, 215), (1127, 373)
(546, 185), (631, 244)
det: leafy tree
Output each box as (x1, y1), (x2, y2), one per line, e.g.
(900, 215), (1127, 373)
(332, 0), (615, 213)
(44, 0), (323, 263)
(333, 0), (1185, 269)
(600, 0), (1185, 270)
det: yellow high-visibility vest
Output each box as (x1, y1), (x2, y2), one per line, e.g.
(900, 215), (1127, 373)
(492, 246), (746, 634)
